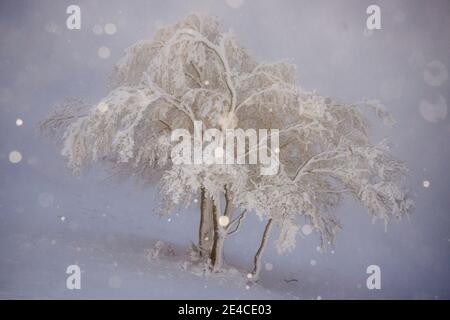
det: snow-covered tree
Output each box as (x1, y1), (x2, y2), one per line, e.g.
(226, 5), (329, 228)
(41, 14), (412, 277)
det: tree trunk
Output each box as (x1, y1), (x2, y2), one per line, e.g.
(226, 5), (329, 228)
(210, 186), (233, 272)
(210, 201), (225, 272)
(251, 218), (273, 280)
(198, 187), (213, 259)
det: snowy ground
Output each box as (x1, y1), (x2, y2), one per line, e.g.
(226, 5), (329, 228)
(0, 176), (300, 299)
(0, 230), (282, 299)
(1, 164), (447, 300)
(0, 170), (291, 299)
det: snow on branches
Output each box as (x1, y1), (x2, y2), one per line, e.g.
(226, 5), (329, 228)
(41, 14), (412, 275)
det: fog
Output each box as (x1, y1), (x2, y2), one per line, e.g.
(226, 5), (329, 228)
(0, 0), (449, 299)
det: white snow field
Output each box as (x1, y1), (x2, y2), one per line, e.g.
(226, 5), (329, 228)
(0, 166), (447, 300)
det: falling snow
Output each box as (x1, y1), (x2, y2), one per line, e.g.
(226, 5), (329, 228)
(302, 224), (313, 236)
(424, 60), (448, 87)
(98, 46), (111, 59)
(8, 150), (22, 164)
(218, 216), (230, 227)
(419, 94), (448, 122)
(104, 23), (117, 35)
(38, 193), (54, 208)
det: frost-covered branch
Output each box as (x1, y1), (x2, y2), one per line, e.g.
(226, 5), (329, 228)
(227, 210), (247, 236)
(176, 28), (237, 110)
(251, 218), (273, 280)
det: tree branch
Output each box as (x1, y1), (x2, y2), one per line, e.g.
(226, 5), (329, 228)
(251, 218), (273, 280)
(227, 209), (247, 236)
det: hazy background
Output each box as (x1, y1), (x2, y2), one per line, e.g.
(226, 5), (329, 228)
(0, 0), (449, 299)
